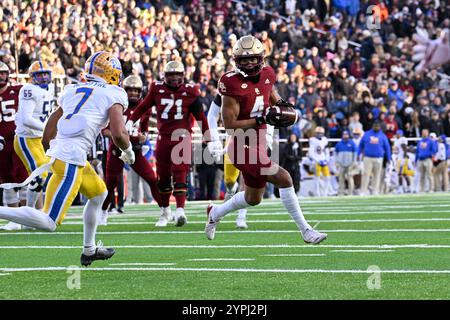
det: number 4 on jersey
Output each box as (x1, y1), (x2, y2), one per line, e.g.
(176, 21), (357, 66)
(250, 96), (265, 118)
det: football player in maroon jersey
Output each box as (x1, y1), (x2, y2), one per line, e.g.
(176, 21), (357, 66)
(0, 61), (29, 230)
(99, 75), (162, 225)
(205, 35), (327, 244)
(128, 61), (210, 227)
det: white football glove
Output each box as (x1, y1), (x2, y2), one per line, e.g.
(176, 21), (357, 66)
(119, 144), (135, 165)
(413, 29), (450, 72)
(207, 140), (223, 162)
(0, 136), (5, 151)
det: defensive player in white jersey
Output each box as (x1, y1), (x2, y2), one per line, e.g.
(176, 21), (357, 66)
(308, 126), (333, 196)
(393, 129), (408, 161)
(0, 51), (135, 266)
(14, 61), (54, 209)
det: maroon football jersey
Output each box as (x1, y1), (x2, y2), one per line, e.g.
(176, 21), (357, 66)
(124, 99), (151, 144)
(130, 81), (201, 136)
(0, 84), (22, 139)
(218, 66), (276, 129)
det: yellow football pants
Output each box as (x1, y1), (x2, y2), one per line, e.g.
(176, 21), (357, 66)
(315, 163), (330, 177)
(224, 152), (240, 186)
(43, 159), (106, 225)
(14, 136), (49, 179)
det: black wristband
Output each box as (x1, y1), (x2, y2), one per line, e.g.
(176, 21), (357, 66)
(255, 115), (266, 125)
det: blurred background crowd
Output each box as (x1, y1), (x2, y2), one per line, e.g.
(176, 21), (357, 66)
(1, 0), (450, 202)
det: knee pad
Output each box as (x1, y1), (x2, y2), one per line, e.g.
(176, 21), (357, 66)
(3, 188), (19, 205)
(28, 176), (43, 192)
(157, 181), (173, 194)
(173, 182), (188, 195)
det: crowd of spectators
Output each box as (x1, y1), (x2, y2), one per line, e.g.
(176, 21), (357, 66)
(1, 0), (450, 141)
(1, 0), (450, 200)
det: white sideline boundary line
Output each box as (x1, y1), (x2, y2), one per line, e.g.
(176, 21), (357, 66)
(2, 266), (450, 274)
(0, 244), (448, 249)
(2, 229), (450, 236)
(0, 273), (11, 276)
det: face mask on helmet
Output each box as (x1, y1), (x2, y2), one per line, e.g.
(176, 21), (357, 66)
(164, 72), (184, 88)
(234, 55), (264, 77)
(32, 71), (52, 89)
(0, 71), (8, 88)
(126, 87), (142, 105)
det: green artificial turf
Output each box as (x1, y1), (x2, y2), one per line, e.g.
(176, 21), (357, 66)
(1, 193), (450, 299)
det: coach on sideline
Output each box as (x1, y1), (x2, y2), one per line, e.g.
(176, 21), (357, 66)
(358, 120), (391, 195)
(416, 129), (437, 193)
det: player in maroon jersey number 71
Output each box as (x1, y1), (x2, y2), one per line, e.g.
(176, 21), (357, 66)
(0, 61), (29, 231)
(205, 35), (327, 244)
(127, 61), (210, 227)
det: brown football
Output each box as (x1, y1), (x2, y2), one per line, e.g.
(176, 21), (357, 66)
(266, 105), (298, 127)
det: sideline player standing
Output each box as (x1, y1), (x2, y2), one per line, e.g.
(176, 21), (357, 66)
(127, 61), (210, 227)
(0, 62), (28, 230)
(99, 75), (162, 225)
(205, 35), (327, 244)
(14, 61), (54, 209)
(0, 51), (134, 266)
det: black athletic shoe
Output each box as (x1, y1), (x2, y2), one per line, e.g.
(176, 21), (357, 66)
(117, 207), (124, 214)
(80, 242), (115, 266)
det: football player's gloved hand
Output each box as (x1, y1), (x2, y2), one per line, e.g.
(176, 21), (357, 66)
(29, 176), (43, 192)
(319, 160), (328, 167)
(265, 99), (298, 127)
(0, 136), (5, 151)
(207, 140), (223, 162)
(413, 29), (450, 72)
(119, 144), (135, 165)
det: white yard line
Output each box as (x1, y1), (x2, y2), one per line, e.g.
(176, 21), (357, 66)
(109, 263), (177, 266)
(187, 258), (255, 261)
(0, 273), (11, 276)
(330, 250), (394, 253)
(2, 266), (450, 274)
(2, 229), (450, 236)
(262, 254), (326, 257)
(47, 217), (450, 225)
(0, 244), (448, 249)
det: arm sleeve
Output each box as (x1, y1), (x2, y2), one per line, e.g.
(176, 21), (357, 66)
(129, 85), (155, 123)
(19, 99), (45, 131)
(207, 97), (221, 141)
(266, 124), (274, 139)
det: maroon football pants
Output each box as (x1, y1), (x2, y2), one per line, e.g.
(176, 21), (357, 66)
(102, 145), (162, 210)
(0, 136), (28, 184)
(154, 135), (191, 209)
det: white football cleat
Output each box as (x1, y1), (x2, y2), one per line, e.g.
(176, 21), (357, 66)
(224, 182), (239, 201)
(302, 228), (328, 245)
(174, 208), (187, 227)
(235, 217), (248, 229)
(205, 204), (220, 240)
(0, 221), (22, 231)
(155, 207), (172, 227)
(98, 210), (109, 226)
